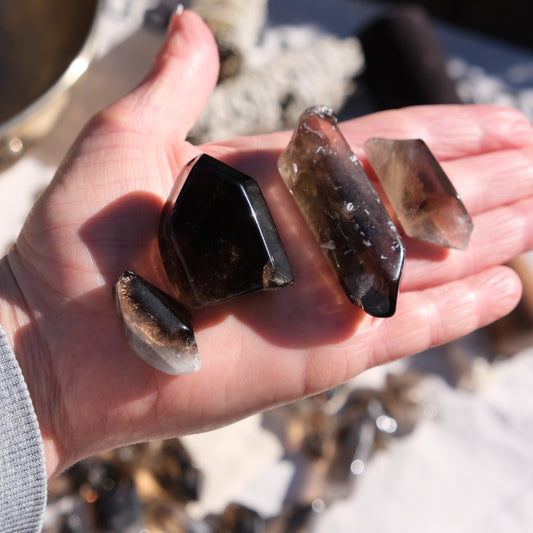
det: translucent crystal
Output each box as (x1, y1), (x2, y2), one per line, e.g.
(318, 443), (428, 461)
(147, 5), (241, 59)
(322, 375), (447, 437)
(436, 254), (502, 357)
(114, 271), (200, 375)
(278, 105), (405, 318)
(159, 154), (294, 308)
(364, 138), (473, 249)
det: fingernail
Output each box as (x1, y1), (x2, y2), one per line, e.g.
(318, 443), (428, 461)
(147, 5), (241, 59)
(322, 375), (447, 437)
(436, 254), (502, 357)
(167, 4), (185, 35)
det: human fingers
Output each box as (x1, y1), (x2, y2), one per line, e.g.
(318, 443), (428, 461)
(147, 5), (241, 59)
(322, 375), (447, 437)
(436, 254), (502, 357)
(349, 265), (522, 375)
(396, 136), (533, 291)
(340, 106), (533, 293)
(345, 105), (533, 160)
(52, 8), (219, 197)
(439, 146), (533, 216)
(403, 195), (533, 291)
(206, 107), (533, 300)
(95, 9), (219, 165)
(212, 105), (533, 157)
(210, 105), (533, 227)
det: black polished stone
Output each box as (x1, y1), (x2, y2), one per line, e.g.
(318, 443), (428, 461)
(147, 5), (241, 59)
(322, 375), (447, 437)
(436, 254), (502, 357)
(159, 154), (294, 307)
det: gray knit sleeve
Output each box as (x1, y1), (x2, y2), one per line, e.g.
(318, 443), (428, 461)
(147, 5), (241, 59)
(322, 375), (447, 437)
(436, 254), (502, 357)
(0, 325), (47, 532)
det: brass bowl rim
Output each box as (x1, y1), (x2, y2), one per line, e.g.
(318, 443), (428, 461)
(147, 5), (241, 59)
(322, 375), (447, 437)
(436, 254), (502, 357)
(0, 0), (103, 141)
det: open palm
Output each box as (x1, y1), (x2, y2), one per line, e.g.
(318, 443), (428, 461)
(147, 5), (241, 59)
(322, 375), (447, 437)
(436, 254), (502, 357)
(2, 11), (533, 478)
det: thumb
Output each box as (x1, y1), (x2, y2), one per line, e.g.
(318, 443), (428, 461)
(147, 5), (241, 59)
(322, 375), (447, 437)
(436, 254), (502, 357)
(102, 9), (219, 145)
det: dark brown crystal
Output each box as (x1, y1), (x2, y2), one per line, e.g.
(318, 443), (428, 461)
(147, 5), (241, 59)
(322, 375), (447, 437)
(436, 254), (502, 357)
(159, 154), (294, 307)
(278, 106), (405, 317)
(114, 271), (199, 375)
(364, 137), (473, 249)
(149, 439), (202, 503)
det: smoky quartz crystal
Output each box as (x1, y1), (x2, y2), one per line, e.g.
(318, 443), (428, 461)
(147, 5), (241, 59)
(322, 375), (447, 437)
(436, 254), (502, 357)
(278, 105), (405, 317)
(114, 271), (200, 375)
(159, 154), (294, 307)
(364, 138), (473, 249)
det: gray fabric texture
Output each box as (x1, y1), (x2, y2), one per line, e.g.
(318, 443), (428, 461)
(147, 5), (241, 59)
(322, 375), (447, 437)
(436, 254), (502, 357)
(0, 325), (46, 532)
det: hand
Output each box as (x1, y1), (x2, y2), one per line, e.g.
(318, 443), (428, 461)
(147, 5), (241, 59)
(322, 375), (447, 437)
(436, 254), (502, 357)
(1, 10), (532, 479)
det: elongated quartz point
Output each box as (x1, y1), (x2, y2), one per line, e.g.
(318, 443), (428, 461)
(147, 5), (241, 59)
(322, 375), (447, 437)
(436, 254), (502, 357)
(278, 106), (405, 317)
(114, 271), (200, 375)
(364, 138), (473, 249)
(159, 154), (294, 307)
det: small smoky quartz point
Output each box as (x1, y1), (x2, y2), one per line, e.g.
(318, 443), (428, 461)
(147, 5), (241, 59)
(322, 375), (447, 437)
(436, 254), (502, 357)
(114, 271), (200, 375)
(364, 138), (473, 249)
(278, 105), (405, 318)
(159, 154), (294, 307)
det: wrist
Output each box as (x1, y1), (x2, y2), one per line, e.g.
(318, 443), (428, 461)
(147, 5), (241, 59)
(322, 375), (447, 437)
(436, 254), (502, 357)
(0, 251), (63, 479)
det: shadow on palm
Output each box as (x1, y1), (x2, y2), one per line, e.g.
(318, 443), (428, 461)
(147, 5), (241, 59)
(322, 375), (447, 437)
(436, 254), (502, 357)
(78, 182), (366, 355)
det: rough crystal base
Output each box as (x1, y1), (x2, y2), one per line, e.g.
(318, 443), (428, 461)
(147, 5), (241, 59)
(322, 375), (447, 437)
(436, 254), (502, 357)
(278, 105), (405, 317)
(364, 138), (473, 249)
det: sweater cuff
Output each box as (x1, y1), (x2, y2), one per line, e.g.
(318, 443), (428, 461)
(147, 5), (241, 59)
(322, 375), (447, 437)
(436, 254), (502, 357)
(0, 325), (47, 532)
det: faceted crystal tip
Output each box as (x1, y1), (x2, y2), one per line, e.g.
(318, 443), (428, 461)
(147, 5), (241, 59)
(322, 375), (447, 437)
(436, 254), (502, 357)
(159, 154), (294, 308)
(278, 105), (405, 318)
(364, 138), (473, 250)
(114, 271), (200, 375)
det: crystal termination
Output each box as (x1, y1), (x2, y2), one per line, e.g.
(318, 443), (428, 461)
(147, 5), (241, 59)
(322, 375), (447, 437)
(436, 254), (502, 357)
(278, 105), (405, 317)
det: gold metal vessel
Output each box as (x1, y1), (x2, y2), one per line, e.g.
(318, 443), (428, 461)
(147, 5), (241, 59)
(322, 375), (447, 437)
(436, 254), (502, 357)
(0, 0), (100, 166)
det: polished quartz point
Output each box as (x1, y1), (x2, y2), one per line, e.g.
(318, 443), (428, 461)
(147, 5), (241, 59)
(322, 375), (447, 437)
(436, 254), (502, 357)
(278, 105), (405, 318)
(364, 138), (473, 249)
(114, 271), (200, 375)
(159, 154), (294, 307)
